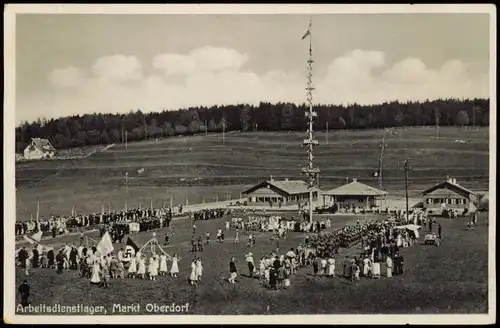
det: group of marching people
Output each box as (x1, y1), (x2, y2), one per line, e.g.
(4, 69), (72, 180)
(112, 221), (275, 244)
(192, 208), (227, 221)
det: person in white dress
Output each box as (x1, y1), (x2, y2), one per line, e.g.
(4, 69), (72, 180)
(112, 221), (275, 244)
(128, 256), (137, 278)
(189, 259), (197, 285)
(90, 261), (101, 284)
(327, 257), (335, 278)
(259, 257), (266, 279)
(170, 254), (180, 278)
(320, 257), (327, 276)
(149, 256), (158, 281)
(155, 255), (160, 274)
(363, 256), (372, 278)
(137, 256), (146, 279)
(386, 255), (393, 278)
(159, 254), (168, 276)
(195, 258), (203, 282)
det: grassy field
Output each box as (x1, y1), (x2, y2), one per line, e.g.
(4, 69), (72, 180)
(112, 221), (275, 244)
(14, 211), (489, 315)
(15, 127), (489, 219)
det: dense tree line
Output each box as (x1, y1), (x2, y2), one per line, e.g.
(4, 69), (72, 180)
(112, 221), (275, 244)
(15, 98), (489, 152)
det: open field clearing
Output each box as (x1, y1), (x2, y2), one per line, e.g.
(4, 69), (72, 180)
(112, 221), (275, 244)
(15, 127), (489, 219)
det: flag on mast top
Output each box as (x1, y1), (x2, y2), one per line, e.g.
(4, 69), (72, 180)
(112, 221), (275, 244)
(301, 19), (311, 40)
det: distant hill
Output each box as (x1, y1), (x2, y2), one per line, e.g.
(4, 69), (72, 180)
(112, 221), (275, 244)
(15, 98), (489, 152)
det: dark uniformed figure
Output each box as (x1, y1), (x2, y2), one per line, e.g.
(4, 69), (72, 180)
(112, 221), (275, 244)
(17, 247), (28, 268)
(32, 247), (39, 269)
(197, 236), (203, 252)
(18, 280), (30, 307)
(191, 237), (197, 252)
(70, 246), (78, 270)
(47, 249), (55, 268)
(56, 251), (65, 274)
(438, 224), (442, 239)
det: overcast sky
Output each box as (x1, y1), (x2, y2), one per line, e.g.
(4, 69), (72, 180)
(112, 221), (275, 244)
(15, 12), (491, 124)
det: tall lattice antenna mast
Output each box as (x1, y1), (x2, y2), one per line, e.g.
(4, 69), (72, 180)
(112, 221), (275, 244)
(301, 18), (320, 224)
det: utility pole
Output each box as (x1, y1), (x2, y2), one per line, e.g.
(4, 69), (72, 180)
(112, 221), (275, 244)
(472, 105), (477, 128)
(326, 122), (329, 145)
(404, 159), (410, 222)
(379, 131), (386, 190)
(125, 130), (128, 151)
(205, 120), (208, 136)
(300, 18), (320, 224)
(125, 172), (128, 212)
(435, 109), (440, 140)
(222, 120), (226, 144)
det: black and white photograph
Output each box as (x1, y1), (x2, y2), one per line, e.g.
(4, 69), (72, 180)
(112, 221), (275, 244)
(3, 4), (496, 325)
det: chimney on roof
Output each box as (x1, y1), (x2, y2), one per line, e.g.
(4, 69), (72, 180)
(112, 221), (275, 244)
(269, 175), (274, 182)
(452, 178), (457, 184)
(447, 176), (453, 183)
(352, 178), (358, 182)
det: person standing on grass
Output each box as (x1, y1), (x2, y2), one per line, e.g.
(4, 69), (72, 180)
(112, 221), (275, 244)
(18, 280), (30, 307)
(127, 255), (137, 278)
(246, 252), (255, 278)
(313, 255), (320, 276)
(205, 232), (211, 245)
(234, 229), (240, 244)
(386, 255), (393, 278)
(148, 256), (158, 281)
(217, 228), (222, 243)
(229, 257), (237, 284)
(438, 224), (442, 239)
(101, 262), (110, 288)
(320, 257), (327, 276)
(327, 256), (335, 278)
(159, 254), (168, 276)
(350, 260), (358, 285)
(195, 257), (203, 282)
(170, 254), (180, 278)
(18, 247), (28, 269)
(137, 255), (146, 279)
(190, 237), (197, 252)
(90, 260), (101, 284)
(197, 235), (204, 252)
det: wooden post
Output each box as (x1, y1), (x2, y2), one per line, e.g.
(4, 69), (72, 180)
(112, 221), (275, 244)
(222, 121), (226, 144)
(326, 122), (328, 145)
(404, 159), (410, 222)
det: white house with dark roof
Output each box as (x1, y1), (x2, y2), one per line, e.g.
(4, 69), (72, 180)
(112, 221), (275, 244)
(242, 177), (320, 206)
(23, 138), (56, 160)
(422, 177), (476, 212)
(323, 178), (388, 208)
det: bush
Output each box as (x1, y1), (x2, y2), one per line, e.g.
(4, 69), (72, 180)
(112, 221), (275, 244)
(474, 193), (489, 212)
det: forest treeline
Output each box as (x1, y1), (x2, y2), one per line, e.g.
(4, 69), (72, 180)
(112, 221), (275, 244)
(15, 98), (489, 152)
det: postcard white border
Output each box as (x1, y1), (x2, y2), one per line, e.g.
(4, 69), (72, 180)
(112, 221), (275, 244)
(3, 3), (496, 325)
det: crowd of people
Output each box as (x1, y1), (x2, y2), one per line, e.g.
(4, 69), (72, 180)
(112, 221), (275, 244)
(16, 198), (454, 300)
(15, 207), (178, 238)
(15, 241), (186, 288)
(191, 208), (228, 221)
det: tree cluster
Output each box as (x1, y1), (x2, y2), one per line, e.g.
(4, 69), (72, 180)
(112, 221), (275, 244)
(15, 98), (489, 152)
